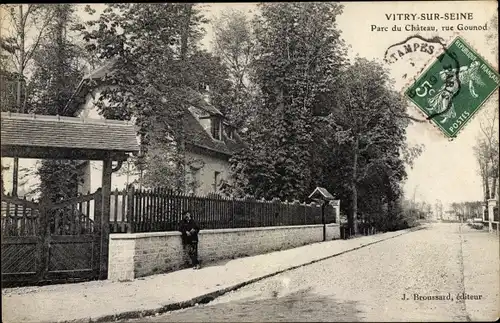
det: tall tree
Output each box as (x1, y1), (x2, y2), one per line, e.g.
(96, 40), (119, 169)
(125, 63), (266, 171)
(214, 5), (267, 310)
(211, 8), (258, 128)
(14, 4), (88, 202)
(473, 106), (499, 203)
(1, 4), (54, 196)
(321, 58), (422, 234)
(230, 2), (347, 200)
(76, 3), (228, 192)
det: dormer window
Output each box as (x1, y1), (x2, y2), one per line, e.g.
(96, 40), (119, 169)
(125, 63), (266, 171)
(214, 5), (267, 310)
(199, 82), (209, 92)
(211, 117), (222, 140)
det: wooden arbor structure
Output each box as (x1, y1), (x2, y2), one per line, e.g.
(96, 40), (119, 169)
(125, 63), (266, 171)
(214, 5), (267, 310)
(1, 112), (139, 285)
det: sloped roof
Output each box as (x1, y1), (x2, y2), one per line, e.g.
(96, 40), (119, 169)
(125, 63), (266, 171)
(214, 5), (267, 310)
(183, 109), (245, 157)
(308, 187), (335, 200)
(1, 112), (139, 159)
(83, 58), (119, 80)
(185, 90), (223, 116)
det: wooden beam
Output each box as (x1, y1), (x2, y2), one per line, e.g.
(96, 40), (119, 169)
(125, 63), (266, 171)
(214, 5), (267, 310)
(1, 145), (131, 161)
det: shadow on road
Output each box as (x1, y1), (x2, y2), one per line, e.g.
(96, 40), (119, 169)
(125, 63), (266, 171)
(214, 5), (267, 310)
(127, 288), (363, 322)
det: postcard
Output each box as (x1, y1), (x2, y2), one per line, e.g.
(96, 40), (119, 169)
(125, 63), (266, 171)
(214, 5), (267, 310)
(1, 1), (499, 322)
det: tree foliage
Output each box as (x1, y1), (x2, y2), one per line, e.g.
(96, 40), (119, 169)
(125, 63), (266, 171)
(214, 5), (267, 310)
(0, 4), (54, 113)
(230, 2), (347, 201)
(212, 8), (258, 128)
(473, 106), (499, 201)
(1, 4), (87, 202)
(450, 201), (483, 220)
(76, 3), (231, 192)
(229, 3), (422, 233)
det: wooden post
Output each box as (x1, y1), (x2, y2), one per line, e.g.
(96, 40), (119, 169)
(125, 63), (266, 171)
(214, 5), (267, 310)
(37, 201), (49, 281)
(93, 188), (102, 278)
(127, 185), (135, 233)
(99, 157), (113, 280)
(322, 201), (326, 242)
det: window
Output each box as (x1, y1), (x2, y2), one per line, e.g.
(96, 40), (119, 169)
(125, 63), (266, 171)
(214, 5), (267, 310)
(225, 125), (234, 139)
(211, 117), (221, 140)
(213, 171), (221, 192)
(199, 82), (209, 92)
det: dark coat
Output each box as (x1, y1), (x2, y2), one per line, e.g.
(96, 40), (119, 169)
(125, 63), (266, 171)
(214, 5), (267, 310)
(179, 219), (200, 244)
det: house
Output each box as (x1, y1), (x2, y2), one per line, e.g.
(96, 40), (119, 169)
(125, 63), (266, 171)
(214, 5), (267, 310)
(1, 61), (245, 198)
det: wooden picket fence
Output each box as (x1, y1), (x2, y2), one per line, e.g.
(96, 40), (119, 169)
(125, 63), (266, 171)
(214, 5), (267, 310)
(109, 186), (336, 234)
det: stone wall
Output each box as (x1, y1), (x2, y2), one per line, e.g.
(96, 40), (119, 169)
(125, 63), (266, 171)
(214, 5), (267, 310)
(108, 223), (340, 281)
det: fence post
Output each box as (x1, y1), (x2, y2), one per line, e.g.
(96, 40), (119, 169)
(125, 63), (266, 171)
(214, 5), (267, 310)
(93, 188), (103, 278)
(127, 185), (135, 233)
(232, 199), (235, 228)
(321, 202), (326, 242)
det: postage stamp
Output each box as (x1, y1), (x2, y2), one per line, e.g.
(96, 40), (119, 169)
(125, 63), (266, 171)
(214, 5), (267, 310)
(404, 36), (500, 138)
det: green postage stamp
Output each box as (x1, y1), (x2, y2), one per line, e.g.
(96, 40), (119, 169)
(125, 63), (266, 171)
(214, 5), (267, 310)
(405, 36), (500, 138)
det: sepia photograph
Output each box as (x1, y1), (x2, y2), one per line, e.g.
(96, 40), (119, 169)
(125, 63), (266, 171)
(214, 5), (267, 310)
(1, 1), (499, 322)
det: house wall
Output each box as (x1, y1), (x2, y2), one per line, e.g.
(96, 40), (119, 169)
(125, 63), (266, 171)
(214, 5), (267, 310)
(108, 223), (341, 281)
(185, 151), (231, 195)
(78, 89), (141, 193)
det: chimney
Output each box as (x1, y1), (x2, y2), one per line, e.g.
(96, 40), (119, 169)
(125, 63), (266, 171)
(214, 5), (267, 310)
(202, 84), (211, 105)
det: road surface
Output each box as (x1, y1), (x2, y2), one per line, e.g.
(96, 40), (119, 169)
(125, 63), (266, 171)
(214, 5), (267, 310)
(120, 223), (499, 322)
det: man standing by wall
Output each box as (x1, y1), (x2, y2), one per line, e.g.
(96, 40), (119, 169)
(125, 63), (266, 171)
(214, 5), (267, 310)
(179, 210), (201, 269)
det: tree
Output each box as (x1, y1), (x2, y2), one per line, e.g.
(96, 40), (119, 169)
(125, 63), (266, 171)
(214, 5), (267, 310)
(230, 2), (347, 200)
(1, 4), (54, 196)
(434, 200), (444, 220)
(1, 5), (54, 112)
(76, 3), (229, 192)
(321, 58), (422, 234)
(473, 106), (499, 203)
(211, 8), (258, 128)
(6, 4), (88, 202)
(27, 4), (86, 116)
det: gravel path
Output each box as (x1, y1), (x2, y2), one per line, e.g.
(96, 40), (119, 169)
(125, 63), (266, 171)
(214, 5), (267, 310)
(124, 223), (498, 322)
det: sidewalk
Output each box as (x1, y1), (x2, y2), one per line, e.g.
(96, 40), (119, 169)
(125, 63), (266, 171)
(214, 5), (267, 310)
(460, 224), (500, 321)
(2, 226), (424, 323)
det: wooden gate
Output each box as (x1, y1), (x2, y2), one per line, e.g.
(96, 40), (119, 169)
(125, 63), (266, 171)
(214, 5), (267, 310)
(1, 189), (106, 285)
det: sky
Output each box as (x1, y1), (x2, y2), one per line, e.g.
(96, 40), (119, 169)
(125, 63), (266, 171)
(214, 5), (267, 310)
(3, 2), (499, 208)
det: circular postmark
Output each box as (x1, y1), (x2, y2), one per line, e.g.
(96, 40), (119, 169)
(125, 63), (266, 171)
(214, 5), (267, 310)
(385, 35), (462, 125)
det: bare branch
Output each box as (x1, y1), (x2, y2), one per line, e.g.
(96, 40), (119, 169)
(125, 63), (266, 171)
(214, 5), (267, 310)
(23, 8), (54, 65)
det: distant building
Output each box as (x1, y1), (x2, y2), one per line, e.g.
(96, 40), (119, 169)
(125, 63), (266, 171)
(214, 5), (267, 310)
(442, 210), (460, 222)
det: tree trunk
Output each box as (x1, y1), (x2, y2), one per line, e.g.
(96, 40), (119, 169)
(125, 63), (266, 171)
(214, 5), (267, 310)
(12, 5), (26, 197)
(497, 176), (500, 237)
(175, 4), (192, 193)
(56, 5), (66, 115)
(484, 170), (490, 201)
(491, 176), (497, 200)
(180, 4), (192, 61)
(351, 137), (359, 235)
